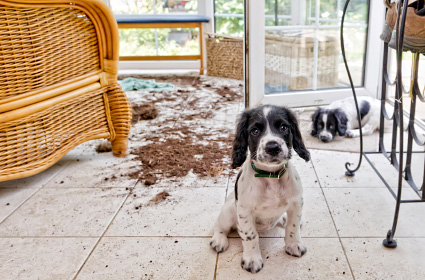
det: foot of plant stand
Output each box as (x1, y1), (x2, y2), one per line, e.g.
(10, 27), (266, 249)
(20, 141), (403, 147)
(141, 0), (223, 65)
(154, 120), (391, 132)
(345, 170), (355, 176)
(383, 230), (397, 248)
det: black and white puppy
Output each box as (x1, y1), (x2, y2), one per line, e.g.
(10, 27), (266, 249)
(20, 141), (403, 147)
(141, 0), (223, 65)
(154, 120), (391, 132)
(210, 105), (310, 274)
(311, 96), (380, 142)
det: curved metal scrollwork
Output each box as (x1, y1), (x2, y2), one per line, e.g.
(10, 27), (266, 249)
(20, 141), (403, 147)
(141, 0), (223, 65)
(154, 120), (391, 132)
(343, 0), (425, 249)
(340, 0), (363, 176)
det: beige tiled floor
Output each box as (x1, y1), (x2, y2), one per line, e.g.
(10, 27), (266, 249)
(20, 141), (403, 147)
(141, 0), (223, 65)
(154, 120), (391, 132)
(2, 144), (425, 279)
(1, 83), (425, 279)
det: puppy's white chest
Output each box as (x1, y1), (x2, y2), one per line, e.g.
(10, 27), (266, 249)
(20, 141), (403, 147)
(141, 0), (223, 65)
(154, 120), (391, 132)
(253, 181), (289, 230)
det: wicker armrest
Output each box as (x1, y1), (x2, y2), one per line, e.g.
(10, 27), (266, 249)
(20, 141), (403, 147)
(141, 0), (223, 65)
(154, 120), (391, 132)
(0, 0), (131, 182)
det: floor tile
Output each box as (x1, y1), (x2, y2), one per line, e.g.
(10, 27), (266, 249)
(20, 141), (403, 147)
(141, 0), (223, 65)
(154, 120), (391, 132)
(0, 188), (38, 223)
(0, 157), (71, 189)
(0, 188), (127, 237)
(106, 187), (226, 237)
(311, 150), (409, 188)
(292, 155), (320, 188)
(228, 188), (337, 238)
(43, 154), (139, 188)
(365, 152), (424, 191)
(134, 171), (230, 189)
(216, 237), (352, 280)
(76, 237), (216, 280)
(323, 188), (425, 238)
(0, 237), (97, 280)
(342, 238), (425, 279)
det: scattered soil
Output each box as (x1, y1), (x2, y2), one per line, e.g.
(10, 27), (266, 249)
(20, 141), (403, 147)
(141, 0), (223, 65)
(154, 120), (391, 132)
(213, 86), (242, 102)
(150, 191), (170, 204)
(129, 132), (233, 185)
(124, 75), (242, 186)
(132, 103), (158, 124)
(96, 142), (112, 153)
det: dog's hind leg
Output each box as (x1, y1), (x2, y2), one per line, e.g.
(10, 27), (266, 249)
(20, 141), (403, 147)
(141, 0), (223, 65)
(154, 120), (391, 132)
(210, 194), (236, 253)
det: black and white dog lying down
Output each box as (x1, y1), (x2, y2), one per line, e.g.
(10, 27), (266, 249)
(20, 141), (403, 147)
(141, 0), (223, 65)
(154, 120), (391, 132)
(311, 96), (380, 143)
(210, 105), (310, 274)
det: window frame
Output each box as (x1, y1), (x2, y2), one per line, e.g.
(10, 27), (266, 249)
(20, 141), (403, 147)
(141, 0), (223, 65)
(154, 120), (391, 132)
(246, 0), (385, 108)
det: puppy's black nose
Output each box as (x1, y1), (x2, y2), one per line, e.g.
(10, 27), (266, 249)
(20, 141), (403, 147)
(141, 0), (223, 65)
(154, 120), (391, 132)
(265, 141), (281, 156)
(319, 136), (331, 143)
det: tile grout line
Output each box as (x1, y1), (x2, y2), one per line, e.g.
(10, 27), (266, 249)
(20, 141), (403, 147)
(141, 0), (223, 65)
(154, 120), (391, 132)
(0, 160), (74, 226)
(5, 235), (425, 239)
(72, 86), (229, 278)
(72, 178), (141, 280)
(213, 174), (231, 280)
(213, 253), (219, 280)
(310, 157), (356, 280)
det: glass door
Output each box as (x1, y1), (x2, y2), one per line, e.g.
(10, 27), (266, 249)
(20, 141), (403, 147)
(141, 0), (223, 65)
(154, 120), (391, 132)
(246, 0), (385, 108)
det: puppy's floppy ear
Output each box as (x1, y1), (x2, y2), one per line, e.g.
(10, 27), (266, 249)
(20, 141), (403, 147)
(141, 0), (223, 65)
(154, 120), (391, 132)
(310, 108), (322, 136)
(286, 108), (311, 162)
(332, 109), (348, 136)
(231, 110), (250, 168)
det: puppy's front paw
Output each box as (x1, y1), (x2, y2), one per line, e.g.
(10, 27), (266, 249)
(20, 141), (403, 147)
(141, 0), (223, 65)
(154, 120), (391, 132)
(210, 232), (229, 253)
(285, 242), (307, 257)
(241, 253), (264, 273)
(346, 130), (358, 138)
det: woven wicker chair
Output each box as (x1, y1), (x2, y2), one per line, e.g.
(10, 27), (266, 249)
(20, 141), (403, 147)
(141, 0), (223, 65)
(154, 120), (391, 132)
(0, 0), (132, 182)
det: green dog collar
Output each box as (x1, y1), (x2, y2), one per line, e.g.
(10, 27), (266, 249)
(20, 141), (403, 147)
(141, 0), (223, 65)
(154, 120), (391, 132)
(250, 160), (287, 178)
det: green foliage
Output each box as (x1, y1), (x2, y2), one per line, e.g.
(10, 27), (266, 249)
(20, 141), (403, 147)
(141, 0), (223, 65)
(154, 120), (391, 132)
(119, 28), (199, 56)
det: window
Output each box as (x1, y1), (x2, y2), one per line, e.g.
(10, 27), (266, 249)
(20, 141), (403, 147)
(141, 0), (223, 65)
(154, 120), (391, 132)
(109, 0), (200, 57)
(214, 0), (243, 36)
(264, 0), (369, 94)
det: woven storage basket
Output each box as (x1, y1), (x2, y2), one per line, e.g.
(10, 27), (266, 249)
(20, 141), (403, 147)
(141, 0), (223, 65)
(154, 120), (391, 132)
(265, 34), (339, 91)
(206, 34), (243, 80)
(0, 0), (131, 182)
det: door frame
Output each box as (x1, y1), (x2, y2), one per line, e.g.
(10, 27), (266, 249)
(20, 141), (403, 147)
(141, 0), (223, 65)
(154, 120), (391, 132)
(244, 0), (386, 108)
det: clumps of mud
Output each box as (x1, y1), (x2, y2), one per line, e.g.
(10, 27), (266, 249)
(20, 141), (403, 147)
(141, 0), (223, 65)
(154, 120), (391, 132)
(129, 132), (233, 186)
(150, 191), (170, 204)
(132, 103), (158, 124)
(124, 75), (242, 186)
(95, 142), (112, 153)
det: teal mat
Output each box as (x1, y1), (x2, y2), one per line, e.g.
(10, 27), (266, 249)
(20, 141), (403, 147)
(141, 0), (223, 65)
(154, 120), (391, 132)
(118, 78), (174, 91)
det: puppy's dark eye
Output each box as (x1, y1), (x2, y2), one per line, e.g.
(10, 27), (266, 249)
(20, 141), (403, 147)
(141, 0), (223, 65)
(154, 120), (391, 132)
(318, 122), (323, 128)
(329, 125), (335, 129)
(279, 124), (288, 132)
(251, 128), (259, 136)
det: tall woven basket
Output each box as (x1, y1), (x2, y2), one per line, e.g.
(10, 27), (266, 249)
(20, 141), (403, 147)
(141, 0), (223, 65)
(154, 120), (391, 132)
(206, 34), (243, 80)
(265, 34), (339, 91)
(0, 0), (132, 182)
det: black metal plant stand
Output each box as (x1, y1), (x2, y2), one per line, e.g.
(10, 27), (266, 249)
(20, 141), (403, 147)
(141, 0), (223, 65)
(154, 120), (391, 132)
(341, 0), (425, 248)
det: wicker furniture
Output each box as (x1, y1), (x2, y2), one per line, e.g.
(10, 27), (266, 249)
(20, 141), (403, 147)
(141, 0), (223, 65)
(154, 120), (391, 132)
(265, 34), (339, 91)
(115, 14), (209, 74)
(0, 0), (132, 182)
(206, 34), (244, 80)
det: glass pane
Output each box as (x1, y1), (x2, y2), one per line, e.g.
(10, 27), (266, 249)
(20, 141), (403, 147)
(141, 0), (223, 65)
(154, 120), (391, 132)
(110, 0), (197, 14)
(214, 0), (243, 36)
(215, 0), (243, 14)
(215, 16), (243, 36)
(264, 0), (368, 94)
(387, 51), (425, 120)
(158, 28), (200, 55)
(119, 28), (199, 56)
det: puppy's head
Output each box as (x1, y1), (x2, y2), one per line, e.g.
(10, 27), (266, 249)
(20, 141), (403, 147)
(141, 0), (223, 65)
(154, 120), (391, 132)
(231, 105), (310, 169)
(311, 108), (348, 143)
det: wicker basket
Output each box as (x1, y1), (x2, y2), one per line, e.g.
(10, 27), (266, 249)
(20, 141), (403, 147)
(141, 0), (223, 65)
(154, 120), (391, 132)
(206, 34), (244, 80)
(0, 0), (131, 182)
(265, 34), (339, 91)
